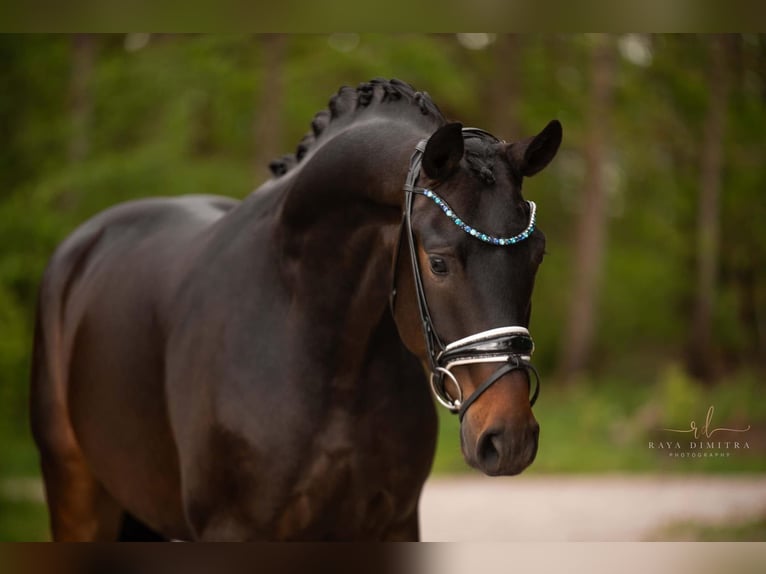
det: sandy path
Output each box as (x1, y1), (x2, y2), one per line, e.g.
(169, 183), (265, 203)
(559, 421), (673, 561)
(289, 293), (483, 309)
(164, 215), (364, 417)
(5, 474), (766, 541)
(420, 474), (766, 541)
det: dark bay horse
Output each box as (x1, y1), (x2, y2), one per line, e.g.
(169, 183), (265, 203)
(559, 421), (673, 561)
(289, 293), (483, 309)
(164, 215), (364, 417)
(30, 79), (562, 541)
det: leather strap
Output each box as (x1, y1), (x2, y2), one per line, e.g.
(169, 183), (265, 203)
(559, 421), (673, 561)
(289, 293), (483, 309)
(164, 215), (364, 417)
(458, 360), (540, 422)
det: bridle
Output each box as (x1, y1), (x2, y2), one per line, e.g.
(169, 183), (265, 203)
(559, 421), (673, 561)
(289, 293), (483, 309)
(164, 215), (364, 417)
(390, 127), (541, 422)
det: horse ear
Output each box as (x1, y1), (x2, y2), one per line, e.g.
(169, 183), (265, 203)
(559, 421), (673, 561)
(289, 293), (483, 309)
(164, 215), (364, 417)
(422, 122), (464, 180)
(507, 119), (562, 177)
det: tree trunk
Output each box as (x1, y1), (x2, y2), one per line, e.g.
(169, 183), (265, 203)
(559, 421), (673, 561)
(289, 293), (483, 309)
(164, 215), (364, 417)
(69, 34), (96, 163)
(558, 34), (616, 383)
(687, 35), (731, 383)
(488, 34), (522, 139)
(253, 34), (287, 183)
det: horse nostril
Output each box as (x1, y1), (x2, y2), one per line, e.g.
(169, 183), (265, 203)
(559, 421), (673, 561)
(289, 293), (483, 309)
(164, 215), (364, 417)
(477, 430), (502, 471)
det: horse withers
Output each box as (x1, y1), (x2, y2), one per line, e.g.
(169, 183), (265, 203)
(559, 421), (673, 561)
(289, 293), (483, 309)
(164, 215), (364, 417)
(30, 79), (562, 540)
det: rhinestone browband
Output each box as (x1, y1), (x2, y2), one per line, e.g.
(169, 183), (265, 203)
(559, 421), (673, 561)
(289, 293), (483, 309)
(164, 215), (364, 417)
(419, 189), (536, 246)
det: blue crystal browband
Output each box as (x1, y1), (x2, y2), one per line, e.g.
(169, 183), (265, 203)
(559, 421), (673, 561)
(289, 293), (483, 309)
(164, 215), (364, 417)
(417, 189), (537, 246)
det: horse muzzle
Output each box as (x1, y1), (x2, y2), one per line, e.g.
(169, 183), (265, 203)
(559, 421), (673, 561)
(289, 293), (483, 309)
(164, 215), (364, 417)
(465, 406), (540, 476)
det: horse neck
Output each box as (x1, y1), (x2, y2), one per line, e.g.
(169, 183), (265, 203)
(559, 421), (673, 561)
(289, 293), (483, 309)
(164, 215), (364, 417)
(270, 116), (433, 381)
(286, 114), (435, 208)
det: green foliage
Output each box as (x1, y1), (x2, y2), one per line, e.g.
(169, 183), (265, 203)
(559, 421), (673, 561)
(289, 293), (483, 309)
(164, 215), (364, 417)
(0, 284), (31, 434)
(656, 364), (703, 424)
(0, 35), (70, 193)
(0, 495), (48, 542)
(433, 371), (766, 475)
(1, 37), (765, 540)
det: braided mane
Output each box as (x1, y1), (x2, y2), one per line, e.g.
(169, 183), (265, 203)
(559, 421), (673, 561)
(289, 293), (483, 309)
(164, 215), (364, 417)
(269, 78), (445, 178)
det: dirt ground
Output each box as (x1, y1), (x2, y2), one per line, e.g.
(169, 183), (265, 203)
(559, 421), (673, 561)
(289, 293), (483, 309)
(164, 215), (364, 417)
(419, 474), (766, 541)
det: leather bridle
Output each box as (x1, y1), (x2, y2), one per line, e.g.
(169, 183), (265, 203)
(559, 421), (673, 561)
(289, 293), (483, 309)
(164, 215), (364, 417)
(390, 128), (541, 422)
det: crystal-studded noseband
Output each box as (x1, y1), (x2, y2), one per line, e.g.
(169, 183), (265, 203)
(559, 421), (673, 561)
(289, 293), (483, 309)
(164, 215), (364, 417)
(390, 127), (541, 422)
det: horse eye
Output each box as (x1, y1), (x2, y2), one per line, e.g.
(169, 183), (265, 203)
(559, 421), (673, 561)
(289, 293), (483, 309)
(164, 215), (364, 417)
(429, 256), (449, 275)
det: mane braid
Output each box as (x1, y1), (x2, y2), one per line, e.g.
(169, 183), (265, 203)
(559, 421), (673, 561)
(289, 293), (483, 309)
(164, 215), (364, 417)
(268, 78), (445, 178)
(465, 148), (497, 186)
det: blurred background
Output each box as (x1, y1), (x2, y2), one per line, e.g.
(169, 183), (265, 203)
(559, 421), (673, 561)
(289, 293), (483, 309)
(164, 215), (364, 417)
(0, 34), (764, 541)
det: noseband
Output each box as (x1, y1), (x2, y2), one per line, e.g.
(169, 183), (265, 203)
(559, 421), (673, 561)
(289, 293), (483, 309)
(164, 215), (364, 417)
(391, 128), (541, 422)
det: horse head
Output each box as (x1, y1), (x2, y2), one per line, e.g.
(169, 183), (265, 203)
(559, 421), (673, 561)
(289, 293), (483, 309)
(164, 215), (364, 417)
(393, 119), (562, 476)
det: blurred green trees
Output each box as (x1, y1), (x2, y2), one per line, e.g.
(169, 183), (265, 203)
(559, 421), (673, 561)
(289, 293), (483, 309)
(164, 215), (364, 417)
(1, 33), (764, 465)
